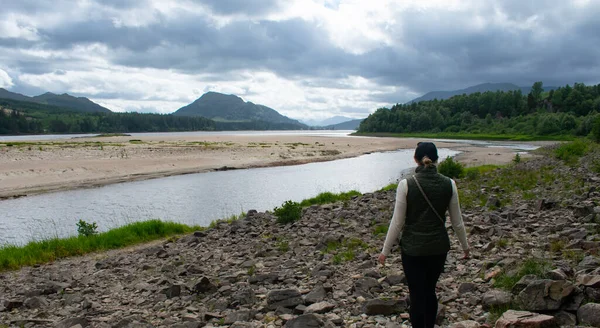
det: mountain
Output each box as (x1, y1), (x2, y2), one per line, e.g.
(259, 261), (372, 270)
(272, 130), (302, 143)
(32, 92), (111, 113)
(0, 88), (111, 113)
(0, 88), (32, 102)
(324, 119), (363, 130)
(173, 92), (306, 127)
(302, 116), (355, 127)
(408, 83), (559, 104)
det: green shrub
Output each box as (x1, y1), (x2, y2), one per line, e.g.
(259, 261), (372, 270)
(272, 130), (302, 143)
(438, 156), (464, 178)
(299, 190), (360, 207)
(592, 116), (600, 142)
(513, 153), (521, 163)
(76, 220), (98, 237)
(493, 258), (549, 290)
(273, 200), (302, 224)
(554, 139), (589, 164)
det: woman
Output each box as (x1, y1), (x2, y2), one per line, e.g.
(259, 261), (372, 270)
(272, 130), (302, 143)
(378, 142), (470, 328)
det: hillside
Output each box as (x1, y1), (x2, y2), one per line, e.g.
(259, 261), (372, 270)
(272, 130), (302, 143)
(325, 118), (363, 130)
(174, 92), (306, 128)
(0, 88), (111, 113)
(408, 82), (558, 103)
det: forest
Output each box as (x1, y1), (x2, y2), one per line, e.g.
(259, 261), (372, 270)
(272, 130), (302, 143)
(358, 82), (600, 139)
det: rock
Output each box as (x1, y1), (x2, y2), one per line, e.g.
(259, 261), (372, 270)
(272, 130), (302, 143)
(512, 275), (537, 294)
(517, 280), (574, 311)
(54, 317), (89, 328)
(193, 277), (217, 294)
(486, 196), (501, 208)
(225, 310), (254, 325)
(481, 290), (512, 310)
(577, 303), (600, 327)
(450, 320), (480, 328)
(385, 273), (406, 286)
(24, 296), (48, 309)
(546, 269), (567, 281)
(284, 314), (324, 327)
(494, 310), (558, 328)
(552, 311), (576, 326)
(576, 274), (600, 287)
(267, 289), (303, 310)
(459, 282), (479, 295)
(585, 286), (600, 301)
(2, 299), (23, 311)
(305, 284), (327, 304)
(362, 298), (407, 315)
(231, 284), (257, 306)
(353, 277), (381, 297)
(162, 284), (182, 298)
(305, 301), (335, 314)
(577, 256), (600, 271)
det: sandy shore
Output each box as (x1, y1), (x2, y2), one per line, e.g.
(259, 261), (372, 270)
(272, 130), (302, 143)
(0, 134), (555, 199)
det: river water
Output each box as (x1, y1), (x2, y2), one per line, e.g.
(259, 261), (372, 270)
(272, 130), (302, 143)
(1, 148), (460, 245)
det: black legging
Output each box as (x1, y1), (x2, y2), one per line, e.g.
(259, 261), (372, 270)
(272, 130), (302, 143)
(401, 252), (447, 328)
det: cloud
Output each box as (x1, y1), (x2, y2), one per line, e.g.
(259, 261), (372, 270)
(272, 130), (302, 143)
(0, 69), (14, 88)
(0, 0), (599, 119)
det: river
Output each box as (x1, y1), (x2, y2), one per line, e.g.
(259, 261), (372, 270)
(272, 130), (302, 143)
(1, 148), (460, 245)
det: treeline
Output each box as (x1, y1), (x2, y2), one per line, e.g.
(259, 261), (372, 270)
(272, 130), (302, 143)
(358, 82), (600, 137)
(0, 98), (306, 135)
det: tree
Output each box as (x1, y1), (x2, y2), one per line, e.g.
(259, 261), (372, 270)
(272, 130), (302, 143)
(531, 81), (544, 103)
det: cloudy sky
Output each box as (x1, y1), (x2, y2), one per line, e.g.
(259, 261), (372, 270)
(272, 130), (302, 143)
(1, 0), (599, 121)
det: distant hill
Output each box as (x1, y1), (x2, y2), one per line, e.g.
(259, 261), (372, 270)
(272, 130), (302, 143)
(324, 118), (363, 130)
(174, 92), (306, 128)
(0, 88), (111, 113)
(302, 116), (355, 127)
(408, 83), (558, 104)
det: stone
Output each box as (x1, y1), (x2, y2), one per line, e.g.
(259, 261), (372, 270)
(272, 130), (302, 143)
(305, 301), (335, 314)
(362, 298), (407, 315)
(193, 277), (217, 294)
(267, 289), (303, 310)
(576, 274), (600, 288)
(2, 299), (23, 311)
(450, 320), (480, 328)
(517, 280), (574, 311)
(54, 317), (90, 328)
(552, 311), (576, 326)
(305, 285), (327, 304)
(486, 196), (501, 208)
(24, 296), (48, 309)
(231, 285), (257, 306)
(481, 290), (512, 310)
(577, 303), (600, 327)
(284, 314), (324, 327)
(458, 282), (479, 295)
(162, 284), (182, 298)
(385, 273), (405, 286)
(353, 277), (381, 297)
(494, 310), (558, 328)
(225, 310), (254, 325)
(577, 256), (600, 271)
(512, 275), (537, 294)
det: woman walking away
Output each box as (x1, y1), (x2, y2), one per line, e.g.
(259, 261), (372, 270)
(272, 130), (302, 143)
(378, 142), (470, 328)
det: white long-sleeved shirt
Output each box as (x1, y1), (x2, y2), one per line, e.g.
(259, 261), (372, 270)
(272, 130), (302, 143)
(381, 179), (469, 256)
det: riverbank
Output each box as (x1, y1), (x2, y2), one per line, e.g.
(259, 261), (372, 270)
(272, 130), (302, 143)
(1, 142), (599, 327)
(0, 134), (553, 199)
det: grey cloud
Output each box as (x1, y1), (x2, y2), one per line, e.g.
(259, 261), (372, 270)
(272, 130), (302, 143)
(194, 0), (286, 15)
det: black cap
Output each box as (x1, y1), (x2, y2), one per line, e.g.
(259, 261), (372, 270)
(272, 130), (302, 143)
(414, 142), (438, 162)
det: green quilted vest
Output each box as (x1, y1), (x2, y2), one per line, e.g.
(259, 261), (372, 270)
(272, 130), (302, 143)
(400, 165), (453, 256)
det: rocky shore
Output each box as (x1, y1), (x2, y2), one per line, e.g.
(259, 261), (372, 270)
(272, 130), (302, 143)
(1, 146), (599, 328)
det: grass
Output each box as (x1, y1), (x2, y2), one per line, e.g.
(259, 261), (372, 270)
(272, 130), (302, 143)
(554, 139), (592, 165)
(493, 258), (550, 290)
(299, 190), (361, 207)
(352, 132), (575, 142)
(0, 220), (202, 272)
(208, 212), (246, 228)
(374, 225), (389, 236)
(322, 237), (368, 265)
(379, 183), (398, 192)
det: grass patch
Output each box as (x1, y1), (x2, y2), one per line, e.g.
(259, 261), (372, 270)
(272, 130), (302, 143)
(322, 238), (368, 265)
(208, 212), (246, 228)
(299, 190), (361, 207)
(554, 139), (590, 165)
(93, 133), (131, 137)
(374, 225), (389, 236)
(379, 183), (398, 191)
(0, 220), (202, 272)
(493, 258), (550, 290)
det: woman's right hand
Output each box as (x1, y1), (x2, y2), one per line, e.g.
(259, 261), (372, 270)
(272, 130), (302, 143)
(378, 253), (386, 265)
(462, 249), (470, 260)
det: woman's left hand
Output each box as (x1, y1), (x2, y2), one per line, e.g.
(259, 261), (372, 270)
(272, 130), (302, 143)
(378, 253), (386, 265)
